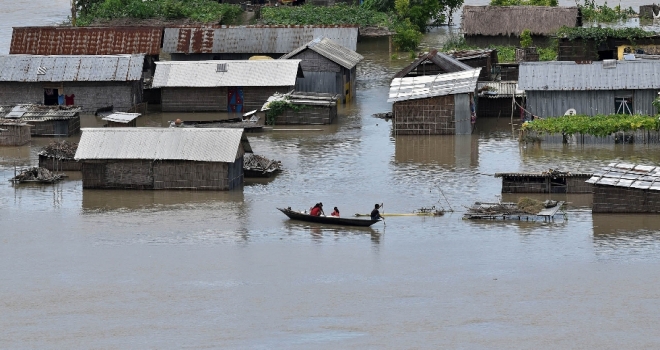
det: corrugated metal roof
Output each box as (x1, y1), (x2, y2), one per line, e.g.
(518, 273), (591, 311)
(394, 50), (473, 78)
(519, 60), (660, 91)
(587, 162), (660, 191)
(102, 112), (141, 123)
(0, 55), (145, 82)
(75, 128), (246, 162)
(281, 37), (363, 69)
(152, 60), (302, 87)
(478, 81), (525, 98)
(10, 27), (162, 55)
(0, 104), (81, 119)
(162, 26), (358, 54)
(388, 68), (481, 103)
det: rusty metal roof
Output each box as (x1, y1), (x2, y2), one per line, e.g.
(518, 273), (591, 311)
(10, 27), (162, 55)
(587, 163), (660, 191)
(0, 54), (145, 82)
(280, 37), (363, 69)
(153, 60), (302, 87)
(162, 26), (358, 54)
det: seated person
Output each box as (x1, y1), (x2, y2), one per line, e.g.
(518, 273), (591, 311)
(331, 207), (340, 217)
(310, 203), (323, 216)
(371, 204), (384, 221)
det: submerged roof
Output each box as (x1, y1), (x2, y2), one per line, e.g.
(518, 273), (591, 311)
(281, 37), (363, 69)
(75, 128), (248, 162)
(394, 50), (472, 78)
(0, 104), (81, 119)
(162, 26), (358, 54)
(478, 81), (524, 98)
(462, 6), (580, 36)
(519, 60), (660, 91)
(388, 68), (481, 102)
(152, 60), (302, 88)
(587, 163), (660, 191)
(0, 54), (145, 82)
(10, 27), (162, 55)
(102, 112), (141, 123)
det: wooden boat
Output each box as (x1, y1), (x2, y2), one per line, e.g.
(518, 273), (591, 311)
(278, 207), (381, 227)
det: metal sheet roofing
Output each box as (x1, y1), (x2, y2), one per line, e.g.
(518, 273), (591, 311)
(0, 54), (145, 82)
(102, 112), (141, 123)
(519, 60), (660, 91)
(10, 27), (162, 55)
(586, 163), (660, 191)
(388, 68), (481, 103)
(152, 60), (302, 87)
(394, 50), (473, 78)
(75, 128), (246, 162)
(478, 81), (525, 98)
(280, 37), (363, 69)
(0, 104), (81, 119)
(162, 26), (358, 54)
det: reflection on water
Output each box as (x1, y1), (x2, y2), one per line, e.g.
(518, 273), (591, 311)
(501, 193), (593, 209)
(81, 188), (245, 212)
(395, 135), (479, 167)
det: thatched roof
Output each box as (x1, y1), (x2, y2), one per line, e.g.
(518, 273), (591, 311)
(393, 50), (472, 78)
(462, 6), (581, 37)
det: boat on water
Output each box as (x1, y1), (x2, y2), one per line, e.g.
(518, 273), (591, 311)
(277, 208), (381, 227)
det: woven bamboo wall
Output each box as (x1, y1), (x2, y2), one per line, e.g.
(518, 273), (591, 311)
(393, 95), (456, 135)
(566, 177), (592, 193)
(593, 185), (660, 213)
(274, 104), (336, 124)
(501, 175), (592, 193)
(0, 124), (31, 146)
(153, 160), (228, 190)
(30, 118), (80, 137)
(39, 154), (81, 171)
(107, 120), (136, 127)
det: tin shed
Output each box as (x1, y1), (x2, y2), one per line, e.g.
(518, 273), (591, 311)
(280, 37), (363, 103)
(588, 163), (660, 213)
(519, 60), (660, 118)
(388, 69), (481, 135)
(75, 128), (251, 190)
(152, 60), (303, 113)
(0, 55), (145, 113)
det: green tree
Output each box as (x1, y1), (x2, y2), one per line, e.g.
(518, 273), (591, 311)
(520, 29), (533, 48)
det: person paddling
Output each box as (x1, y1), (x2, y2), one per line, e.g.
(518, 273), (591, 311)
(371, 204), (384, 221)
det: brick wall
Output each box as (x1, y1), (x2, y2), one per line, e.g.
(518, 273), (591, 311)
(393, 95), (456, 135)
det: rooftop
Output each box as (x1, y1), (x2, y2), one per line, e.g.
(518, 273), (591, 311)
(388, 68), (481, 103)
(587, 163), (660, 191)
(394, 50), (473, 78)
(461, 6), (581, 36)
(102, 112), (141, 124)
(281, 37), (363, 69)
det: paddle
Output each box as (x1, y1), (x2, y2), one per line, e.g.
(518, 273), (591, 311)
(380, 202), (385, 226)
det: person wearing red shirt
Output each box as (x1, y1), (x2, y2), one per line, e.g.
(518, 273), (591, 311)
(309, 203), (324, 216)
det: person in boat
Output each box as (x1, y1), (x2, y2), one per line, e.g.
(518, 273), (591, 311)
(371, 204), (384, 221)
(331, 207), (340, 217)
(310, 203), (324, 216)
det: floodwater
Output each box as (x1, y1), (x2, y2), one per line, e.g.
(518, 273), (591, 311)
(4, 1), (660, 349)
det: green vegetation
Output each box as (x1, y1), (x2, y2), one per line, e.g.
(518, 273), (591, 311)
(261, 4), (390, 26)
(521, 114), (659, 137)
(556, 27), (656, 45)
(490, 0), (557, 6)
(440, 35), (557, 62)
(75, 0), (241, 26)
(265, 100), (307, 125)
(519, 29), (532, 48)
(577, 0), (635, 23)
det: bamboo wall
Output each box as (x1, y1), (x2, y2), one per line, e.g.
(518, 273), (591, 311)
(0, 124), (31, 146)
(500, 175), (592, 193)
(38, 154), (81, 171)
(274, 104), (337, 124)
(162, 86), (289, 112)
(393, 95), (456, 135)
(30, 118), (80, 137)
(593, 185), (660, 213)
(81, 158), (244, 190)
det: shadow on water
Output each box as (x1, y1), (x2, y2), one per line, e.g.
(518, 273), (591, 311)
(81, 188), (246, 212)
(282, 220), (382, 243)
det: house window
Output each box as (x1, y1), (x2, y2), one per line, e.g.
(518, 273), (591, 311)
(615, 97), (633, 114)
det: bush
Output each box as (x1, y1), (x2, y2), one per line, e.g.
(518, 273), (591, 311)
(520, 29), (532, 48)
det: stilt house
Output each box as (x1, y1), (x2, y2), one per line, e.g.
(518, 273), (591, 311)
(75, 128), (252, 190)
(280, 37), (363, 103)
(388, 68), (481, 135)
(0, 55), (145, 113)
(152, 60), (303, 113)
(588, 163), (660, 213)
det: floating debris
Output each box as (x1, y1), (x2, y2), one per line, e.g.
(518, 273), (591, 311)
(463, 197), (564, 221)
(10, 167), (65, 183)
(244, 154), (281, 178)
(39, 140), (78, 159)
(373, 112), (392, 119)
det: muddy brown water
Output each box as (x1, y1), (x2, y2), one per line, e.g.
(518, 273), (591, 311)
(4, 1), (660, 348)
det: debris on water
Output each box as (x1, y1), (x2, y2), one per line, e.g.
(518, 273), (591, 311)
(10, 167), (65, 183)
(463, 197), (565, 221)
(244, 154), (282, 177)
(39, 140), (78, 160)
(373, 112), (392, 119)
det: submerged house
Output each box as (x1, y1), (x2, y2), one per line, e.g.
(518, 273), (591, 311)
(588, 163), (660, 213)
(280, 37), (363, 103)
(152, 59), (303, 113)
(0, 105), (81, 136)
(394, 50), (472, 78)
(102, 112), (141, 127)
(388, 68), (481, 135)
(75, 128), (252, 190)
(162, 26), (358, 61)
(0, 55), (145, 113)
(519, 60), (660, 118)
(461, 6), (581, 47)
(262, 91), (338, 125)
(495, 171), (593, 193)
(0, 119), (31, 146)
(449, 49), (498, 81)
(476, 81), (524, 118)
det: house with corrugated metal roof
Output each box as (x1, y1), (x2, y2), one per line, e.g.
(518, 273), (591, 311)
(152, 59), (303, 113)
(476, 81), (524, 118)
(587, 163), (660, 213)
(280, 37), (363, 103)
(388, 69), (481, 135)
(74, 128), (252, 190)
(162, 25), (358, 61)
(394, 50), (473, 79)
(0, 54), (145, 113)
(0, 105), (82, 137)
(519, 60), (660, 118)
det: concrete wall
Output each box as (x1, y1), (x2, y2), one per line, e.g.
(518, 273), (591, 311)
(593, 185), (660, 213)
(161, 86), (292, 112)
(0, 81), (142, 113)
(527, 89), (659, 118)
